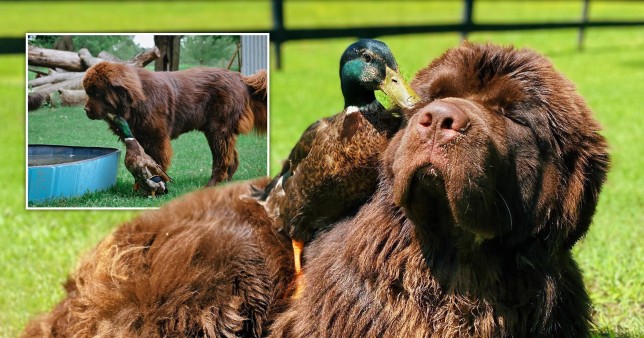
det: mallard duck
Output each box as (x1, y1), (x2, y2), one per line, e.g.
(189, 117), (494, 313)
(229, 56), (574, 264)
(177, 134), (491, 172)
(107, 113), (172, 197)
(256, 39), (419, 287)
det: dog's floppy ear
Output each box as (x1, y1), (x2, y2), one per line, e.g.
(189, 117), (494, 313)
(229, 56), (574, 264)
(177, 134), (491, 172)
(557, 130), (609, 250)
(536, 119), (609, 252)
(106, 63), (146, 106)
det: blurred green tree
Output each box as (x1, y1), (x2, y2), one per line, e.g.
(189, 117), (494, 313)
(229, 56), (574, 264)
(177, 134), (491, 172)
(28, 35), (144, 60)
(181, 35), (240, 68)
(73, 36), (142, 60)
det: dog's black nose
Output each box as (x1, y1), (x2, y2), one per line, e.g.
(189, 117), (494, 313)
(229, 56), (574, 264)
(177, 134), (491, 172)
(416, 100), (471, 145)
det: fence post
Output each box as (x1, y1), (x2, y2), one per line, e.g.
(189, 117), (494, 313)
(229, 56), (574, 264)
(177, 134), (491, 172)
(462, 0), (474, 41)
(578, 0), (590, 51)
(272, 0), (285, 69)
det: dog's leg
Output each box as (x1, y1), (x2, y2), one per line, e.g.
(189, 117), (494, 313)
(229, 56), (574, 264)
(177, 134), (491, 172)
(139, 136), (173, 172)
(227, 148), (240, 180)
(205, 132), (239, 186)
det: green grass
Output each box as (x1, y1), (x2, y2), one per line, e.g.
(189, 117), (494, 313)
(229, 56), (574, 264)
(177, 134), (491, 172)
(2, 1), (643, 337)
(3, 1), (272, 36)
(27, 106), (267, 208)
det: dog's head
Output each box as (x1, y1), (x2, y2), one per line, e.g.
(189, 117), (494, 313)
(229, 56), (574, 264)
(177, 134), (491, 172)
(384, 43), (609, 250)
(82, 62), (146, 120)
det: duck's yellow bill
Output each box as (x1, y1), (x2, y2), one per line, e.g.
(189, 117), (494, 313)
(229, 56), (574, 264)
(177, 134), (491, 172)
(380, 66), (420, 109)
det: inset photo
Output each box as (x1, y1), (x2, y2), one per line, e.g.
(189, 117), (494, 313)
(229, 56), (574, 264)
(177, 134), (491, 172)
(26, 34), (269, 209)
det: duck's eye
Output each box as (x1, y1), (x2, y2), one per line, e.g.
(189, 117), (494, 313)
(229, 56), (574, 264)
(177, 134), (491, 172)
(363, 54), (372, 63)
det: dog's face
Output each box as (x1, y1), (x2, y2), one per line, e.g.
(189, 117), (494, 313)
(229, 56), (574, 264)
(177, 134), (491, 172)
(385, 43), (609, 249)
(82, 62), (145, 120)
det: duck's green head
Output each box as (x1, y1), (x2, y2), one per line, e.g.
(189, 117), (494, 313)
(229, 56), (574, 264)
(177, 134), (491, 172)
(106, 113), (134, 139)
(340, 39), (419, 109)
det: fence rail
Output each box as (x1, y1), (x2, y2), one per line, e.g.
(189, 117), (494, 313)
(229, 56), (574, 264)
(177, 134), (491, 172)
(5, 0), (644, 67)
(269, 0), (644, 68)
(266, 19), (644, 68)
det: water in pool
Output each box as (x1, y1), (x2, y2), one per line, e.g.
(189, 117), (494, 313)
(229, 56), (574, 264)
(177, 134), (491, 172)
(28, 154), (98, 166)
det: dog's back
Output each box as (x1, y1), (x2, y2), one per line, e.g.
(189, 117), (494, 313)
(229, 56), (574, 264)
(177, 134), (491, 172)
(22, 178), (294, 338)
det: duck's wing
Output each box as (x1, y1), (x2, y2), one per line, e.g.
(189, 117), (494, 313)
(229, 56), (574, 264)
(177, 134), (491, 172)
(149, 161), (172, 182)
(280, 117), (332, 176)
(256, 117), (333, 202)
(125, 140), (172, 183)
(137, 150), (171, 183)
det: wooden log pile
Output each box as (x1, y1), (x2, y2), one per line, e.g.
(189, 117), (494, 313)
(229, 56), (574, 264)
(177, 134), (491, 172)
(27, 45), (160, 110)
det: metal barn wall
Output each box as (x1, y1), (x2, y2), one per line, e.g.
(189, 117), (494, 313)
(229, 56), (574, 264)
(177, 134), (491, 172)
(240, 35), (268, 76)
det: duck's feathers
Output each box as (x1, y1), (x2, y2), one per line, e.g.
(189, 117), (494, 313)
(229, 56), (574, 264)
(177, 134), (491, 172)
(124, 138), (172, 194)
(262, 106), (402, 242)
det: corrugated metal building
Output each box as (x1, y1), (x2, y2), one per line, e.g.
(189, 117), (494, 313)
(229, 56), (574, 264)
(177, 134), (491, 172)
(240, 35), (268, 76)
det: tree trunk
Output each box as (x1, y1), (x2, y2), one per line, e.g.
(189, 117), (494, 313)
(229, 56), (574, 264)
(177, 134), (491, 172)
(154, 35), (182, 71)
(53, 35), (75, 51)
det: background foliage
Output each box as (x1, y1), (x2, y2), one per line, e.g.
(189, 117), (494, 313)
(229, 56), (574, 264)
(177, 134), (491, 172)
(29, 34), (241, 68)
(182, 35), (240, 68)
(29, 35), (144, 60)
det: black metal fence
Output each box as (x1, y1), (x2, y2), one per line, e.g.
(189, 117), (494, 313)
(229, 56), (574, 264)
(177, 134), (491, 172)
(6, 0), (644, 66)
(270, 0), (644, 68)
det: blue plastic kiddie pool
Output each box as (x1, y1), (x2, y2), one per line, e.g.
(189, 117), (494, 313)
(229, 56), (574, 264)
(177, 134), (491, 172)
(28, 144), (120, 203)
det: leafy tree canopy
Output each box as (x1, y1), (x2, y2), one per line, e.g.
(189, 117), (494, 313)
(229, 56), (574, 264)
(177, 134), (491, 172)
(28, 35), (144, 60)
(181, 35), (240, 69)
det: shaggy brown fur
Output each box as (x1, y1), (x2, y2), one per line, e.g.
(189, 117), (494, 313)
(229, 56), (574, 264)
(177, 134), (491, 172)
(22, 178), (295, 338)
(82, 62), (267, 186)
(269, 43), (609, 337)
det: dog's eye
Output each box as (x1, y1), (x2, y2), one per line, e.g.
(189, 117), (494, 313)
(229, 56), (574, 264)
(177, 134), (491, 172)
(501, 108), (529, 127)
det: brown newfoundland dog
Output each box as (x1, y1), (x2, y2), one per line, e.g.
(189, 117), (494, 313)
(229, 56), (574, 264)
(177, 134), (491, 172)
(22, 178), (295, 338)
(82, 63), (267, 186)
(269, 43), (609, 337)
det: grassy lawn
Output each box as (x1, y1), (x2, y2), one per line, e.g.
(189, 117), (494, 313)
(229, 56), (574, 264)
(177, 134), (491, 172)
(27, 106), (267, 208)
(2, 1), (643, 337)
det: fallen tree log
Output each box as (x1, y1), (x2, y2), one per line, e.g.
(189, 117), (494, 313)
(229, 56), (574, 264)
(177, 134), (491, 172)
(28, 45), (160, 96)
(28, 72), (81, 87)
(28, 45), (87, 72)
(28, 45), (160, 71)
(31, 74), (84, 94)
(130, 47), (161, 67)
(28, 66), (50, 78)
(59, 88), (87, 107)
(97, 51), (122, 62)
(78, 48), (103, 69)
